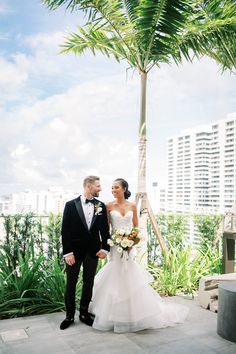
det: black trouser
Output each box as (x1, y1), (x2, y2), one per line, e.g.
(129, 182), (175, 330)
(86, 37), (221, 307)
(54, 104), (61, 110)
(64, 253), (98, 318)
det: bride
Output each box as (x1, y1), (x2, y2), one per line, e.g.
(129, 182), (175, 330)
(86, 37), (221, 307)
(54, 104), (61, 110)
(89, 178), (189, 333)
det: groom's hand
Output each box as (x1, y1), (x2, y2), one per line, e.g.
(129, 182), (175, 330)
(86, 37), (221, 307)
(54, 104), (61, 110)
(96, 250), (107, 259)
(65, 254), (75, 266)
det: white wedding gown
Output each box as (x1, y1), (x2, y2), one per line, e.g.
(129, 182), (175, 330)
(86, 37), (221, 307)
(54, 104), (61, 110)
(90, 210), (189, 333)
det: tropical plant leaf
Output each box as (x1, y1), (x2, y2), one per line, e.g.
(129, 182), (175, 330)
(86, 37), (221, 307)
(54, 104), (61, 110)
(42, 0), (236, 72)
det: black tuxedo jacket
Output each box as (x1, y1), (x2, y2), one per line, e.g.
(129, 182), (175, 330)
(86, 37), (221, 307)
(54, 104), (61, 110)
(61, 196), (110, 260)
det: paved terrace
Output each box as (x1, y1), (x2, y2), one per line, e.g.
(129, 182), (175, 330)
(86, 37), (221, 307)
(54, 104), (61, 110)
(0, 296), (236, 354)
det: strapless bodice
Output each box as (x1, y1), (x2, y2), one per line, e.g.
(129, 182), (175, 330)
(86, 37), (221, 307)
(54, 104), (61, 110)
(109, 210), (133, 232)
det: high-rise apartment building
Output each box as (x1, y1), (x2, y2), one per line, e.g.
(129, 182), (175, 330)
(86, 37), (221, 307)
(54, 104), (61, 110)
(166, 113), (236, 214)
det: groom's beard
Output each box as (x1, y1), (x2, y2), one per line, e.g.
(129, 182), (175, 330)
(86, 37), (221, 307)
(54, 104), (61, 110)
(92, 191), (99, 198)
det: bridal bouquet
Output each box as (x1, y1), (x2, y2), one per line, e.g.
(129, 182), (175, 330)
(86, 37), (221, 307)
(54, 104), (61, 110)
(107, 227), (140, 256)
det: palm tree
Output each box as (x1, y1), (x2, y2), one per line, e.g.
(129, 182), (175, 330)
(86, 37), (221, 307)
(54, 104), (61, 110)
(43, 0), (236, 254)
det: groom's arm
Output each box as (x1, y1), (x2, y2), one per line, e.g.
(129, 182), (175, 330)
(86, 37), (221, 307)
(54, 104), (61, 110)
(61, 202), (75, 265)
(101, 203), (111, 251)
(97, 203), (110, 257)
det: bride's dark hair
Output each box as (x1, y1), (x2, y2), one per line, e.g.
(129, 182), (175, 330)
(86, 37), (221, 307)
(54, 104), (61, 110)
(114, 178), (131, 199)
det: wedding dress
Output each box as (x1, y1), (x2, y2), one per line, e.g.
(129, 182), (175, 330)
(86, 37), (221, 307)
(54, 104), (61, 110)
(90, 210), (189, 333)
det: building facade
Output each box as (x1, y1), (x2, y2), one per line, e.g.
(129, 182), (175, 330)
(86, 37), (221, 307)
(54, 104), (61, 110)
(0, 186), (78, 215)
(166, 113), (236, 214)
(164, 113), (236, 244)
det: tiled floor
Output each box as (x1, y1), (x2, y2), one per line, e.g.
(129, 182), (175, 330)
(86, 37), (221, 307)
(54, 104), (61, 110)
(0, 296), (235, 354)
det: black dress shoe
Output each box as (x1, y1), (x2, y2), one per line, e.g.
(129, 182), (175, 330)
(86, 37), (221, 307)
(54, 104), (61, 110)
(60, 317), (74, 330)
(79, 313), (94, 326)
(88, 312), (95, 319)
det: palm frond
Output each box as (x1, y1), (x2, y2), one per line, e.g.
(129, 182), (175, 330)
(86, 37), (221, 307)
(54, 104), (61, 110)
(178, 1), (236, 70)
(43, 0), (236, 72)
(70, 1), (143, 67)
(134, 0), (192, 68)
(123, 0), (139, 23)
(42, 0), (80, 10)
(61, 24), (139, 66)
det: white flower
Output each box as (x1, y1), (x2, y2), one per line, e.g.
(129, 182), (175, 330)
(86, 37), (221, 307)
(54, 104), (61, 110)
(125, 229), (131, 236)
(115, 237), (121, 244)
(127, 240), (134, 247)
(107, 239), (114, 246)
(117, 246), (123, 253)
(121, 238), (129, 248)
(95, 206), (103, 215)
(118, 229), (125, 236)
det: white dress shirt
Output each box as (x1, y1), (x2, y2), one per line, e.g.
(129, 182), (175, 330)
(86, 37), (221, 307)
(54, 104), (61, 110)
(81, 194), (95, 229)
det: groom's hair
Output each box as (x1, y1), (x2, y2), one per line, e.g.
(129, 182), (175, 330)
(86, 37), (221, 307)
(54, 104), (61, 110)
(83, 175), (100, 187)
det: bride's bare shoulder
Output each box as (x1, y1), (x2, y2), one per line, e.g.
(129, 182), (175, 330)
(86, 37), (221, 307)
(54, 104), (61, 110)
(128, 202), (137, 213)
(106, 201), (116, 211)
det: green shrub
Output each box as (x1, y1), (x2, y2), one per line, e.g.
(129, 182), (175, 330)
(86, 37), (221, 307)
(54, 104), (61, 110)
(0, 213), (82, 319)
(147, 212), (223, 296)
(149, 243), (222, 296)
(194, 214), (223, 250)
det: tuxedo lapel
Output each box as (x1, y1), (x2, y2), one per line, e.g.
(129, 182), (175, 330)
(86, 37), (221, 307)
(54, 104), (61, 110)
(90, 213), (97, 230)
(74, 197), (89, 231)
(90, 199), (100, 230)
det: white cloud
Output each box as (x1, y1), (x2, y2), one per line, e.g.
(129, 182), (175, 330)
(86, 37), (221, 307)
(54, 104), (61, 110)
(11, 144), (30, 159)
(0, 27), (235, 197)
(17, 32), (67, 76)
(0, 55), (29, 101)
(22, 31), (63, 49)
(0, 32), (81, 107)
(17, 30), (125, 90)
(0, 69), (139, 197)
(49, 118), (67, 133)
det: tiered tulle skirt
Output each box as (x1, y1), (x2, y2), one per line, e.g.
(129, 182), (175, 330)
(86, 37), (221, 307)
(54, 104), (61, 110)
(89, 249), (189, 333)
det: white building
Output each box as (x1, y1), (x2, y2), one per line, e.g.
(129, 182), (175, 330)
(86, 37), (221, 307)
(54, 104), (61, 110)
(149, 182), (167, 213)
(166, 113), (236, 215)
(163, 113), (236, 244)
(159, 188), (167, 212)
(0, 195), (11, 214)
(0, 186), (78, 215)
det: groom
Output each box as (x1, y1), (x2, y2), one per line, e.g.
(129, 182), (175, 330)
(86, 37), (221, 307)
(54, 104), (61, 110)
(60, 175), (110, 330)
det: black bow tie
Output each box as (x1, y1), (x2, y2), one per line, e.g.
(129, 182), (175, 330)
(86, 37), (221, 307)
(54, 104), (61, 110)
(85, 198), (96, 204)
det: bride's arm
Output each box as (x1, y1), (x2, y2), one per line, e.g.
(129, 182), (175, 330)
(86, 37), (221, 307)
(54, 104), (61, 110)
(132, 203), (138, 228)
(106, 202), (111, 226)
(130, 203), (140, 246)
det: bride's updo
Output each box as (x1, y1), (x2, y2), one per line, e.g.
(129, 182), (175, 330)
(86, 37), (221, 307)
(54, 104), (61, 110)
(114, 178), (131, 199)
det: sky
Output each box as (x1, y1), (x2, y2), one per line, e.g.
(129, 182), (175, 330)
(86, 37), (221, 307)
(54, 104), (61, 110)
(0, 0), (236, 202)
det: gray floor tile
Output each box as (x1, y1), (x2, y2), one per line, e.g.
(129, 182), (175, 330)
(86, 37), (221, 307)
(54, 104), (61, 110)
(147, 337), (216, 354)
(0, 297), (235, 354)
(73, 338), (146, 354)
(0, 329), (28, 343)
(126, 327), (189, 349)
(1, 338), (74, 354)
(197, 333), (232, 350)
(214, 343), (236, 354)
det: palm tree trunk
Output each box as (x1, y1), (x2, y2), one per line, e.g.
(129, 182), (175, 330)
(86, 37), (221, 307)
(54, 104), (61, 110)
(138, 71), (147, 194)
(137, 70), (168, 261)
(136, 71), (148, 265)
